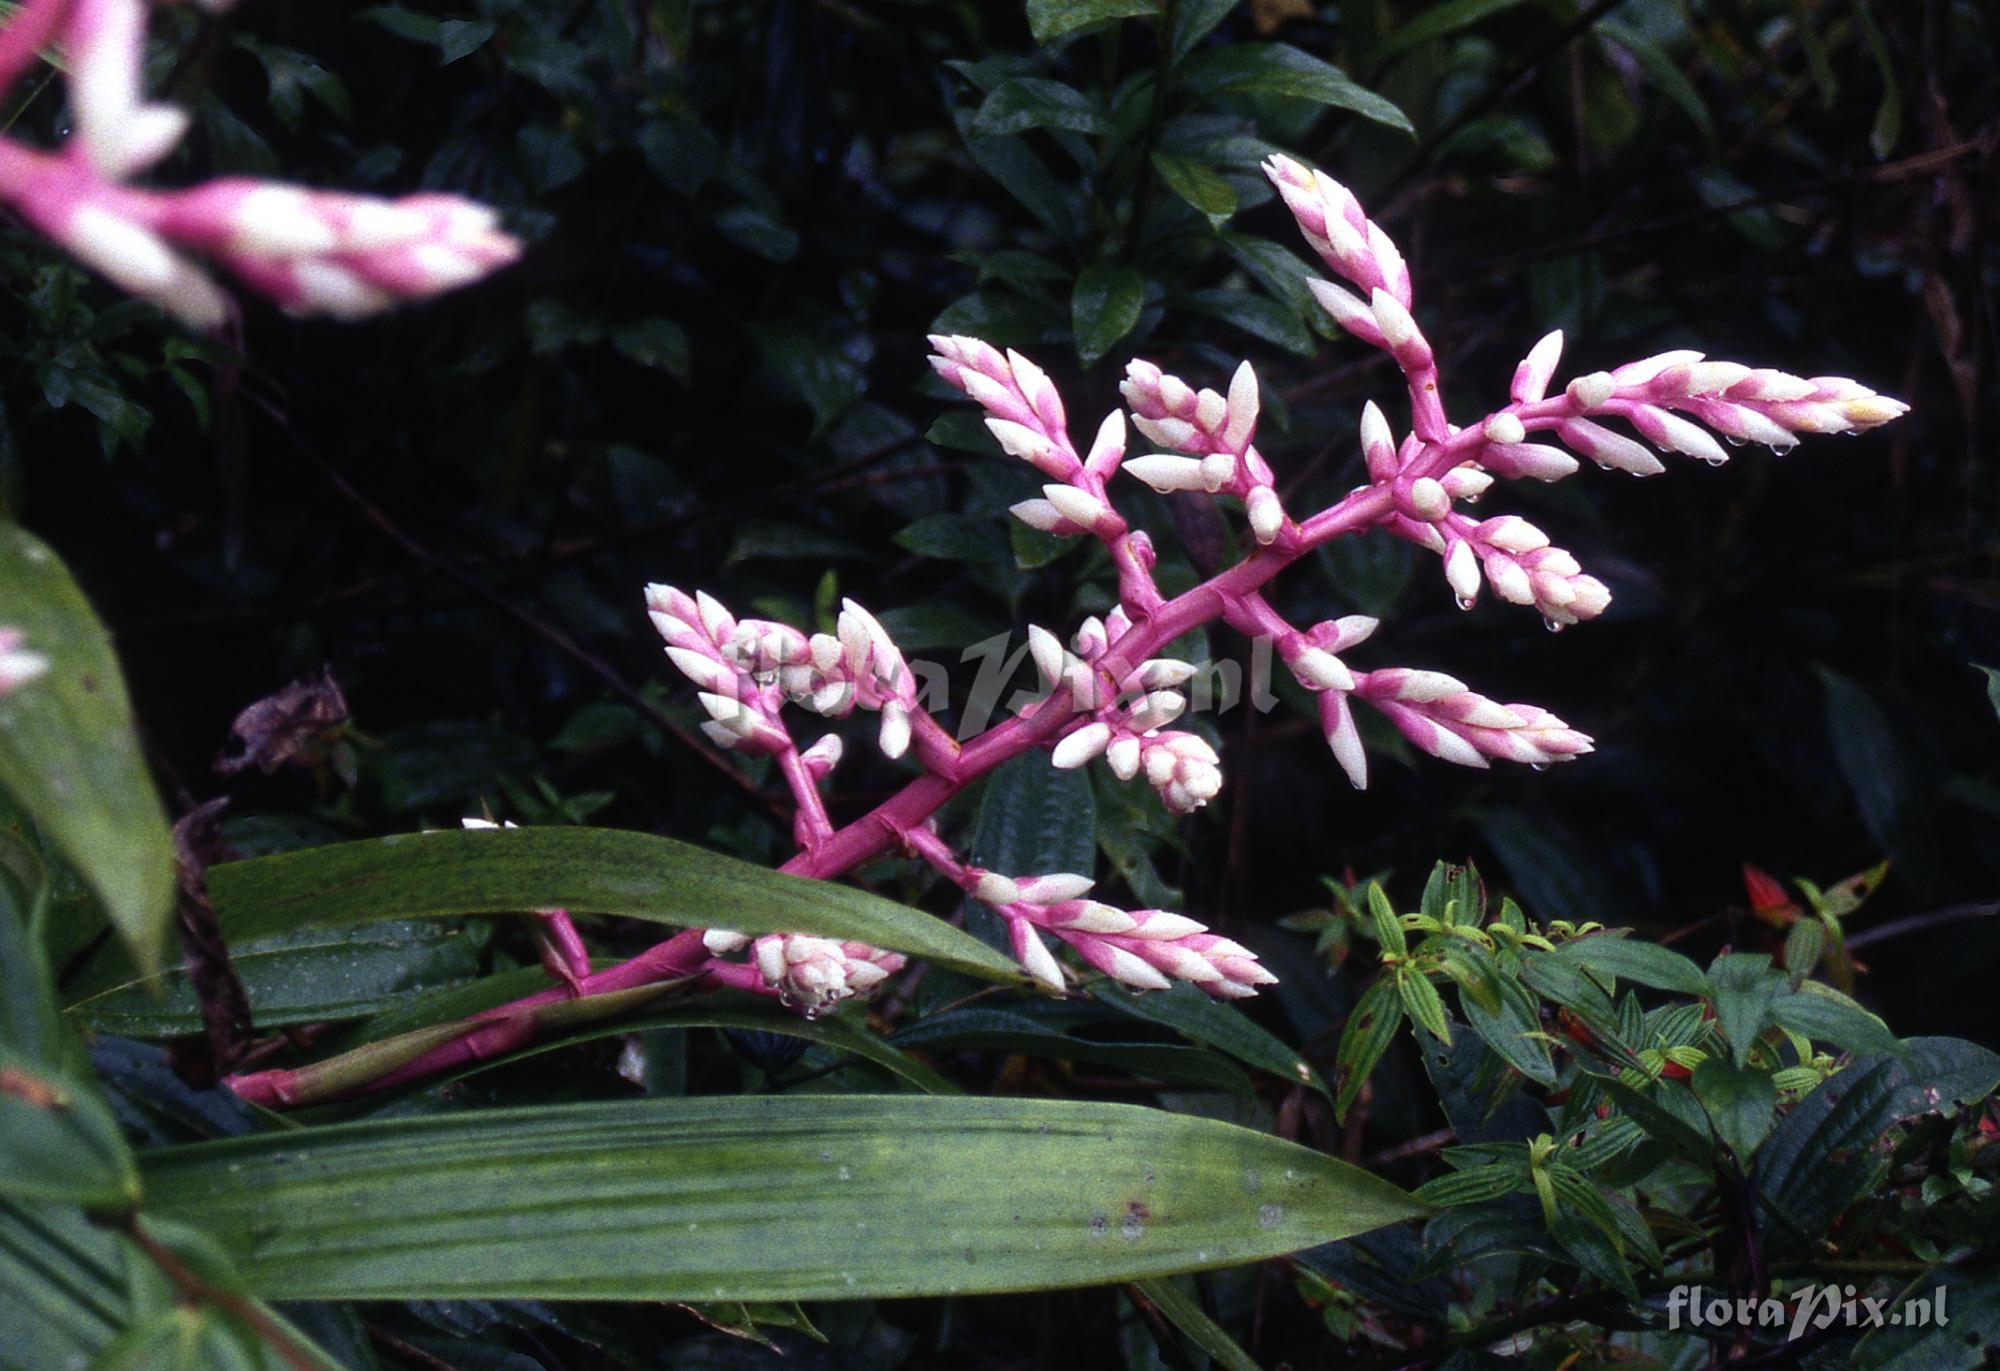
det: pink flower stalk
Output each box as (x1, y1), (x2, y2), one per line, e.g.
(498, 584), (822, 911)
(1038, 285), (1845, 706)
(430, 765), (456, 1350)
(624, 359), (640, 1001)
(228, 149), (1909, 1106)
(0, 628), (49, 694)
(459, 819), (593, 993)
(0, 0), (518, 327)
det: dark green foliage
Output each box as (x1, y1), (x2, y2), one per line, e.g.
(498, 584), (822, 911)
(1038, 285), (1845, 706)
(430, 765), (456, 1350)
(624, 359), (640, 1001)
(1, 1), (1997, 1367)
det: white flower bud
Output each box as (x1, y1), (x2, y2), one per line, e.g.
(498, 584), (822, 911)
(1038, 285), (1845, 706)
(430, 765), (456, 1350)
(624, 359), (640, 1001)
(1488, 558), (1535, 605)
(1444, 540), (1481, 604)
(1124, 454), (1206, 493)
(1084, 409), (1126, 479)
(1103, 947), (1173, 992)
(1194, 388), (1227, 434)
(1480, 516), (1550, 554)
(1511, 329), (1564, 403)
(1106, 734), (1141, 779)
(1247, 486), (1284, 544)
(1131, 414), (1199, 450)
(1009, 498), (1070, 532)
(1307, 277), (1377, 336)
(1370, 287), (1419, 351)
(1393, 670), (1468, 702)
(1684, 361), (1751, 395)
(703, 928), (749, 954)
(1407, 477), (1449, 521)
(1223, 361), (1260, 452)
(1052, 721), (1112, 769)
(1565, 372), (1616, 410)
(800, 733), (843, 775)
(665, 647), (734, 693)
(974, 872), (1022, 906)
(1016, 927), (1068, 991)
(1199, 452), (1237, 492)
(1441, 468), (1493, 500)
(1482, 413), (1526, 445)
(878, 701), (911, 759)
(1291, 647), (1354, 692)
(1020, 873), (1096, 904)
(1055, 900), (1136, 933)
(1027, 625), (1066, 689)
(1043, 484), (1111, 530)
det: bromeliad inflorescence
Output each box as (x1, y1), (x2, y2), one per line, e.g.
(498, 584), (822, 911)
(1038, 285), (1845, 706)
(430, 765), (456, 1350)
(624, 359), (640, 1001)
(227, 151), (1906, 1104)
(0, 0), (519, 326)
(635, 152), (1906, 1007)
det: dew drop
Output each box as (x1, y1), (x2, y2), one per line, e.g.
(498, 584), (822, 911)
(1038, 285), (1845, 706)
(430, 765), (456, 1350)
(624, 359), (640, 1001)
(1542, 617), (1566, 633)
(1530, 762), (1549, 772)
(1257, 1203), (1284, 1230)
(837, 1165), (852, 1181)
(1723, 433), (1746, 447)
(1454, 594), (1475, 611)
(1702, 454), (1727, 466)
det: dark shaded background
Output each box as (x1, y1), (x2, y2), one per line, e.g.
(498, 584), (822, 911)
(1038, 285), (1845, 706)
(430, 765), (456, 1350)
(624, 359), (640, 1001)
(6, 5), (1994, 1053)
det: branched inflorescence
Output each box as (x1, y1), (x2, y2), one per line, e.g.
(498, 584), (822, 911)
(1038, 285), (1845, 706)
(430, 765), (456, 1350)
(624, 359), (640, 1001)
(0, 0), (518, 326)
(225, 155), (1905, 1103)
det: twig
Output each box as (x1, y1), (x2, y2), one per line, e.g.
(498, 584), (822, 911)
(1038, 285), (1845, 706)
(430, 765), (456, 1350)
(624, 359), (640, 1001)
(1845, 900), (2000, 951)
(120, 1218), (326, 1371)
(278, 426), (785, 821)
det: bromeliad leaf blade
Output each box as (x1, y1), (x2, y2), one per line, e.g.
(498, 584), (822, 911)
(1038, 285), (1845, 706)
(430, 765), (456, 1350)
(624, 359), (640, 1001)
(140, 1096), (1427, 1301)
(203, 826), (1028, 985)
(0, 523), (175, 977)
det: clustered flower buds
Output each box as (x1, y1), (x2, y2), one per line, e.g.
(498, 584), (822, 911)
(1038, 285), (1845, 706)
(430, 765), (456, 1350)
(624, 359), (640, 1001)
(632, 151), (1899, 1005)
(226, 139), (1911, 1101)
(0, 628), (48, 694)
(699, 929), (905, 1017)
(0, 0), (518, 326)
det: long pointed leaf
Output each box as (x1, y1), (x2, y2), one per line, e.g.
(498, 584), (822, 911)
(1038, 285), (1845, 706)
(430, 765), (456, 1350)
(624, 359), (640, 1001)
(204, 827), (1026, 984)
(0, 524), (174, 976)
(141, 1096), (1426, 1301)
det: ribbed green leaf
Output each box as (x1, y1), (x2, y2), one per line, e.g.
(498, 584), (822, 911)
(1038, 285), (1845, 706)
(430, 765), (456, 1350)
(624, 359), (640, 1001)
(141, 1097), (1426, 1301)
(1094, 981), (1329, 1098)
(0, 524), (174, 977)
(204, 826), (1026, 984)
(1135, 1276), (1262, 1371)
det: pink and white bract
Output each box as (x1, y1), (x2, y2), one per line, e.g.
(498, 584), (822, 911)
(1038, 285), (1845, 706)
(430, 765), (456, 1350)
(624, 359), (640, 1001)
(0, 0), (519, 327)
(227, 149), (1907, 1104)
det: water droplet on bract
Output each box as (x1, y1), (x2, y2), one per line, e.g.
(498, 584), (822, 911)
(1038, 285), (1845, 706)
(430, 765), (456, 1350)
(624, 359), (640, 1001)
(1530, 762), (1549, 772)
(1723, 433), (1745, 447)
(1702, 454), (1727, 466)
(1596, 461), (1613, 471)
(1542, 617), (1565, 633)
(1257, 1204), (1284, 1229)
(1770, 441), (1797, 455)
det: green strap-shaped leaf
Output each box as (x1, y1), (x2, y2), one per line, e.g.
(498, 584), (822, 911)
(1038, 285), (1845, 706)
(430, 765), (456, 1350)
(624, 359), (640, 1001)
(204, 826), (1028, 984)
(140, 1096), (1426, 1301)
(0, 523), (174, 977)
